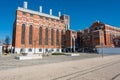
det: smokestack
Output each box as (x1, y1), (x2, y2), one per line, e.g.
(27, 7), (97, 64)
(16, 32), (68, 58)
(24, 1), (28, 9)
(39, 6), (42, 13)
(58, 11), (61, 17)
(50, 9), (52, 15)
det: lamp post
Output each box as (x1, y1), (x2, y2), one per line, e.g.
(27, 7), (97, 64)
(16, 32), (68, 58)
(101, 43), (104, 58)
(72, 35), (75, 53)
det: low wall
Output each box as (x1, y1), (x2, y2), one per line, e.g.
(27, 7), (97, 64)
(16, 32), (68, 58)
(97, 48), (120, 54)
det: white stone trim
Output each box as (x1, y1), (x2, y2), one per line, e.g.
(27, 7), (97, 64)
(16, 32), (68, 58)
(14, 47), (61, 54)
(18, 7), (60, 20)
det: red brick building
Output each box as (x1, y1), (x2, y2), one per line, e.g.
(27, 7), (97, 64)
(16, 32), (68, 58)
(77, 21), (120, 52)
(12, 1), (120, 54)
(65, 30), (77, 52)
(12, 1), (70, 54)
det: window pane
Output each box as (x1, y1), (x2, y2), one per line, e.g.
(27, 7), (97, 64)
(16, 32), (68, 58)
(51, 29), (54, 45)
(29, 25), (32, 44)
(45, 28), (48, 45)
(56, 30), (59, 45)
(21, 24), (25, 44)
(39, 27), (42, 45)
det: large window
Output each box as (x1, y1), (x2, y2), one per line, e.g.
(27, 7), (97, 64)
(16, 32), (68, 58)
(21, 24), (25, 44)
(56, 29), (59, 45)
(29, 25), (32, 45)
(39, 27), (42, 45)
(61, 30), (64, 46)
(45, 28), (48, 45)
(51, 29), (54, 45)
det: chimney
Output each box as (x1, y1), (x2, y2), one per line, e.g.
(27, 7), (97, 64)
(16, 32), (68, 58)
(24, 1), (28, 9)
(39, 6), (42, 13)
(58, 11), (61, 17)
(50, 9), (52, 15)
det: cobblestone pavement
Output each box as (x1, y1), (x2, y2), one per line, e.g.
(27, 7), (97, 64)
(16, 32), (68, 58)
(0, 53), (104, 70)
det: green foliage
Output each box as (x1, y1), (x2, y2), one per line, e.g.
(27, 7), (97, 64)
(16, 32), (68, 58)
(22, 53), (28, 56)
(52, 53), (65, 55)
(4, 36), (10, 45)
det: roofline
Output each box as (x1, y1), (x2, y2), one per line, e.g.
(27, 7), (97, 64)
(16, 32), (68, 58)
(17, 7), (60, 20)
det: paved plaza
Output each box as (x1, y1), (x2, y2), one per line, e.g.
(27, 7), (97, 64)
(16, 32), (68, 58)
(0, 53), (103, 70)
(0, 53), (120, 80)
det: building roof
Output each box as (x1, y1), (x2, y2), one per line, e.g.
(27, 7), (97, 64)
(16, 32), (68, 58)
(17, 7), (60, 20)
(91, 21), (120, 30)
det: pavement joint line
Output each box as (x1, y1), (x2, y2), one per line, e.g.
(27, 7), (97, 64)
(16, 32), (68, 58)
(52, 59), (120, 80)
(111, 73), (120, 80)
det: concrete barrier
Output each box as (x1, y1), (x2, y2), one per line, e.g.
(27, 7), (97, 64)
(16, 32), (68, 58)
(15, 54), (42, 60)
(65, 53), (80, 56)
(97, 48), (120, 54)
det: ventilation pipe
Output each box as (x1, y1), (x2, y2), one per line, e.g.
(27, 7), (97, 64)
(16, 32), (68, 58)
(39, 6), (42, 13)
(58, 11), (61, 17)
(24, 1), (28, 9)
(50, 9), (52, 15)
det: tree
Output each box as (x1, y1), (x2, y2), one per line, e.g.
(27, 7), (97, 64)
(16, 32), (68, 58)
(4, 36), (10, 45)
(0, 39), (2, 45)
(4, 36), (11, 53)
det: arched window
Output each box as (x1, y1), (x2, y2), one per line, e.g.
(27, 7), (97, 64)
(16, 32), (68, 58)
(21, 24), (25, 44)
(29, 25), (32, 44)
(45, 28), (48, 45)
(61, 30), (64, 46)
(51, 29), (54, 45)
(56, 29), (59, 45)
(39, 27), (42, 45)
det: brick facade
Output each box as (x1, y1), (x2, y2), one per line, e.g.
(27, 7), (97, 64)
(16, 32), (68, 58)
(12, 2), (120, 53)
(12, 2), (70, 53)
(77, 21), (120, 52)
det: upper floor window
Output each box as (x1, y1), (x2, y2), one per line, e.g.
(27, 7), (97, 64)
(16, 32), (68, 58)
(56, 29), (59, 45)
(29, 25), (33, 45)
(40, 16), (43, 19)
(94, 26), (104, 30)
(39, 27), (42, 45)
(30, 14), (33, 17)
(51, 19), (54, 21)
(61, 30), (64, 46)
(22, 12), (26, 15)
(45, 28), (48, 45)
(51, 29), (54, 45)
(46, 17), (49, 20)
(21, 24), (25, 44)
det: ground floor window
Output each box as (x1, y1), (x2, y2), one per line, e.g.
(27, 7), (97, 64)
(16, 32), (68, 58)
(51, 49), (54, 51)
(20, 48), (23, 53)
(46, 49), (48, 52)
(28, 48), (32, 52)
(57, 49), (59, 52)
(39, 49), (42, 52)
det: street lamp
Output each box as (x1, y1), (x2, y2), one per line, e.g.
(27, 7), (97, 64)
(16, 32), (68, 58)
(101, 43), (104, 58)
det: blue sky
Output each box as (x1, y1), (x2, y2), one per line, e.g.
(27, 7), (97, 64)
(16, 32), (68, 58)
(0, 0), (120, 42)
